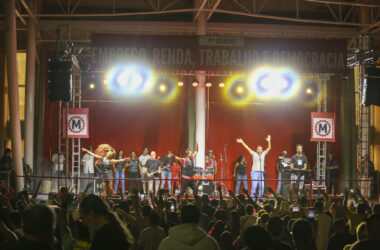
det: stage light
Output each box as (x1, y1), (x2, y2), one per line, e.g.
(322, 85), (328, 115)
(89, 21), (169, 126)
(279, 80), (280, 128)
(219, 82), (225, 87)
(105, 64), (153, 95)
(178, 81), (184, 87)
(249, 67), (299, 99)
(306, 88), (313, 94)
(159, 84), (167, 92)
(89, 83), (95, 89)
(236, 86), (244, 94)
(192, 80), (199, 87)
(206, 82), (212, 87)
(103, 79), (108, 85)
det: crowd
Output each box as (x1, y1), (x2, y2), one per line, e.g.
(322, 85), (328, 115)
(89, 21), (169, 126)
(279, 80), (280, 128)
(0, 179), (379, 250)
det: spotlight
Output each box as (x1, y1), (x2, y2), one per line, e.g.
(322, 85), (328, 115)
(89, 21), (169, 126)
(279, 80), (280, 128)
(236, 86), (244, 94)
(192, 80), (199, 87)
(159, 84), (167, 92)
(219, 82), (225, 87)
(103, 79), (108, 85)
(89, 83), (95, 89)
(178, 81), (184, 87)
(206, 82), (212, 87)
(306, 88), (313, 94)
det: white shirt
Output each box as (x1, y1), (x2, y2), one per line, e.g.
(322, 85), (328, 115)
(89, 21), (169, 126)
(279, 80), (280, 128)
(139, 154), (150, 166)
(251, 151), (267, 172)
(52, 153), (65, 171)
(82, 153), (94, 174)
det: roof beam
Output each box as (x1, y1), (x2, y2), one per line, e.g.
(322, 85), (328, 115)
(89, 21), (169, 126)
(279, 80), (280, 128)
(233, 0), (251, 13)
(194, 0), (207, 21)
(207, 0), (221, 20)
(326, 4), (339, 22)
(15, 9), (27, 25)
(257, 0), (270, 14)
(71, 0), (84, 14)
(56, 0), (67, 14)
(305, 0), (380, 8)
(162, 0), (179, 11)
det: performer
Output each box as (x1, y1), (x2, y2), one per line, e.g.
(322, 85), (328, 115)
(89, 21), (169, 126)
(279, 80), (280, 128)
(171, 161), (181, 195)
(205, 150), (217, 178)
(326, 152), (339, 194)
(175, 145), (198, 195)
(276, 151), (291, 195)
(236, 135), (271, 197)
(81, 145), (95, 193)
(81, 145), (128, 196)
(160, 150), (175, 194)
(114, 149), (126, 194)
(126, 151), (141, 193)
(290, 144), (308, 191)
(233, 155), (248, 194)
(146, 151), (161, 195)
(139, 147), (150, 194)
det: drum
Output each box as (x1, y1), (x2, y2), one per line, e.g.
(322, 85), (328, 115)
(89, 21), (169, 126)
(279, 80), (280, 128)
(193, 167), (203, 180)
(197, 181), (215, 195)
(205, 168), (215, 180)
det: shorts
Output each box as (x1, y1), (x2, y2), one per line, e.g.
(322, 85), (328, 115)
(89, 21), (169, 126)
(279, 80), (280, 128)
(100, 171), (113, 182)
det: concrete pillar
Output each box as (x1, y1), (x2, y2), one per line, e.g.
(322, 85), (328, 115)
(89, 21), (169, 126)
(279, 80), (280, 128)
(195, 7), (206, 168)
(25, 0), (37, 174)
(5, 0), (24, 191)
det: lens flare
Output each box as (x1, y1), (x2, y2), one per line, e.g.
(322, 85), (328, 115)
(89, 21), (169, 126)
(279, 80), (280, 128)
(152, 76), (179, 103)
(249, 67), (300, 100)
(105, 64), (153, 95)
(223, 75), (252, 105)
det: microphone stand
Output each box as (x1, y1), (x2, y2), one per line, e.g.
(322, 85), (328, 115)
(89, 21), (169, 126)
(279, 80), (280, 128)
(217, 145), (228, 196)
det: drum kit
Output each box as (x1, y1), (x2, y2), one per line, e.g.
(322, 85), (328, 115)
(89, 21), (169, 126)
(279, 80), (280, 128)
(195, 167), (215, 195)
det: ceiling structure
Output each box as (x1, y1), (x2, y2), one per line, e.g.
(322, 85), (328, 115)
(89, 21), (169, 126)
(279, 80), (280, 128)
(1, 0), (380, 49)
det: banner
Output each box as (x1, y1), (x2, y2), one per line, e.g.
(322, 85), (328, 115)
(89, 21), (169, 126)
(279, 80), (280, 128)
(91, 34), (347, 73)
(63, 108), (89, 138)
(310, 112), (335, 142)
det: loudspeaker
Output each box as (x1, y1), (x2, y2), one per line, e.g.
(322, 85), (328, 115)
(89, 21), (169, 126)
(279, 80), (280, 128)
(365, 67), (380, 106)
(48, 58), (72, 102)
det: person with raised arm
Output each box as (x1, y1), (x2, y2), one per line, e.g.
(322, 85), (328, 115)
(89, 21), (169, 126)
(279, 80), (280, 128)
(81, 144), (128, 196)
(236, 135), (271, 197)
(174, 144), (198, 196)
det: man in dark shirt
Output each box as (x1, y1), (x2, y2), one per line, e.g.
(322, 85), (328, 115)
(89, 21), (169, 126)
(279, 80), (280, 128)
(146, 151), (161, 195)
(0, 148), (12, 171)
(160, 150), (174, 194)
(268, 216), (292, 250)
(326, 219), (356, 250)
(290, 144), (308, 191)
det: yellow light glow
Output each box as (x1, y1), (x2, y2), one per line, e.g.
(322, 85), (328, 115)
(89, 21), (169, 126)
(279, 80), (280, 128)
(219, 82), (225, 87)
(206, 82), (212, 87)
(89, 83), (95, 89)
(192, 82), (198, 87)
(159, 84), (167, 92)
(178, 81), (184, 86)
(236, 86), (244, 93)
(306, 88), (312, 94)
(103, 79), (108, 84)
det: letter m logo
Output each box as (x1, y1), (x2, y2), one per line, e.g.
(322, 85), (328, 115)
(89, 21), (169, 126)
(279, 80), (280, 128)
(72, 119), (82, 130)
(318, 123), (327, 133)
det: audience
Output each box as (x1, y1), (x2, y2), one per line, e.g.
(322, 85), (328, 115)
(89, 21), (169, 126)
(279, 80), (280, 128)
(0, 181), (379, 250)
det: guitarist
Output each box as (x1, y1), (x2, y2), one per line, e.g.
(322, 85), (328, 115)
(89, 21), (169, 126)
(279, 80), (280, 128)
(160, 150), (175, 194)
(146, 151), (161, 195)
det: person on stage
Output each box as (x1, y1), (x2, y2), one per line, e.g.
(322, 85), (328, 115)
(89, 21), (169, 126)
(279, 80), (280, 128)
(326, 152), (339, 194)
(175, 145), (198, 195)
(114, 149), (126, 194)
(139, 147), (150, 195)
(81, 145), (128, 196)
(160, 150), (175, 194)
(126, 151), (141, 193)
(233, 155), (248, 194)
(146, 151), (161, 195)
(236, 135), (271, 197)
(205, 150), (217, 179)
(290, 144), (308, 191)
(276, 151), (291, 195)
(81, 145), (95, 193)
(171, 160), (180, 195)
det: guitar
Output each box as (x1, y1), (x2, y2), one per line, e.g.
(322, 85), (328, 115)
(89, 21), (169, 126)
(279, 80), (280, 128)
(147, 165), (171, 177)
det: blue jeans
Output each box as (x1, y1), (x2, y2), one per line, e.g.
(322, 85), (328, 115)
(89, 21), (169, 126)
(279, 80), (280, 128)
(251, 171), (265, 197)
(235, 173), (248, 194)
(114, 171), (125, 193)
(276, 172), (282, 194)
(160, 171), (172, 193)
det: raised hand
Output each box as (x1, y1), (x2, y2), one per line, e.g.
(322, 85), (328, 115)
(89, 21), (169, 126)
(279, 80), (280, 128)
(236, 138), (243, 144)
(81, 148), (87, 152)
(266, 135), (271, 142)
